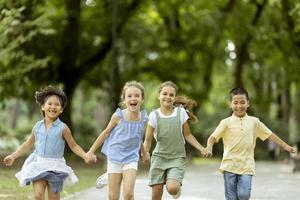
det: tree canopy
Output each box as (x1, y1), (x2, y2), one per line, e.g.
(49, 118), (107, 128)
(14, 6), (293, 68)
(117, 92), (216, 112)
(1, 0), (300, 151)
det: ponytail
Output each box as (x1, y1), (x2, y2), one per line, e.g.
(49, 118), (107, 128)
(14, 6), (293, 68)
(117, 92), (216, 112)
(174, 96), (198, 123)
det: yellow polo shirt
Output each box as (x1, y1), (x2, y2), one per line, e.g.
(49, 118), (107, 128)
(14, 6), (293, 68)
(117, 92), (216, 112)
(211, 114), (272, 175)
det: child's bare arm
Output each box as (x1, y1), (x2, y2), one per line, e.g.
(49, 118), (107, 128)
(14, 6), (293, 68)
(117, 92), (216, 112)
(140, 143), (150, 163)
(182, 122), (211, 157)
(268, 133), (296, 153)
(144, 124), (154, 153)
(183, 122), (204, 151)
(63, 125), (87, 159)
(205, 135), (217, 157)
(3, 129), (35, 166)
(88, 114), (119, 154)
(84, 114), (119, 164)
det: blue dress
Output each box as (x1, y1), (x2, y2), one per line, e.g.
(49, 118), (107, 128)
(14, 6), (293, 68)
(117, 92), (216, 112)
(101, 108), (148, 164)
(15, 118), (78, 193)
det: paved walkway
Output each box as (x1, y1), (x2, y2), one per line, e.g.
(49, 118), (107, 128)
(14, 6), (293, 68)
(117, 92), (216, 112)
(64, 161), (300, 200)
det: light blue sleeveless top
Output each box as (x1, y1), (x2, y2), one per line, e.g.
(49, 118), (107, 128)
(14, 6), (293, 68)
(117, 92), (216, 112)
(101, 108), (148, 164)
(33, 118), (65, 158)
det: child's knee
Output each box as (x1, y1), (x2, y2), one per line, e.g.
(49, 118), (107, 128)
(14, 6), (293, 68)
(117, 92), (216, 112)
(123, 187), (134, 200)
(123, 191), (134, 200)
(166, 179), (180, 195)
(166, 185), (180, 195)
(34, 191), (44, 200)
(109, 193), (120, 200)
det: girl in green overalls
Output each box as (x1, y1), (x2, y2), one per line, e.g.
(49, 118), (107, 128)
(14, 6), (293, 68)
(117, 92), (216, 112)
(144, 81), (208, 199)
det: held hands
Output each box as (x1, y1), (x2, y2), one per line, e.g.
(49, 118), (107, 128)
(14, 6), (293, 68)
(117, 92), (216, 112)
(141, 151), (150, 164)
(200, 146), (213, 158)
(84, 152), (97, 164)
(284, 145), (296, 154)
(3, 155), (15, 166)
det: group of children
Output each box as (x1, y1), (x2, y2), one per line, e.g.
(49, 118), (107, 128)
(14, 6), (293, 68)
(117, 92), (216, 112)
(3, 81), (296, 200)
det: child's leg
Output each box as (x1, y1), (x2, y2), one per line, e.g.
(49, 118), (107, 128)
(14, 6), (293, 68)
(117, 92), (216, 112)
(165, 166), (184, 198)
(165, 179), (181, 196)
(47, 182), (60, 200)
(32, 180), (47, 200)
(223, 171), (238, 200)
(108, 173), (122, 200)
(107, 160), (123, 200)
(237, 174), (252, 200)
(151, 184), (164, 200)
(122, 169), (137, 200)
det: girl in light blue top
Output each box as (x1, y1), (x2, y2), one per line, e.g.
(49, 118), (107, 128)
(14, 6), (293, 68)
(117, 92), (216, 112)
(86, 80), (149, 200)
(3, 86), (90, 200)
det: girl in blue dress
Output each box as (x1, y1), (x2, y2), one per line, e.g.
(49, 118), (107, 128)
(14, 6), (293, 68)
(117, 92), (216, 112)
(3, 85), (89, 200)
(86, 80), (149, 200)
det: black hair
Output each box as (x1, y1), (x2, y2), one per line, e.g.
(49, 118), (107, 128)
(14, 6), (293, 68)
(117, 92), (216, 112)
(229, 87), (249, 101)
(35, 85), (68, 110)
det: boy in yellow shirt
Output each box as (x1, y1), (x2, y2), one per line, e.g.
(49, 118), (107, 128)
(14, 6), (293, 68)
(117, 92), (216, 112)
(206, 87), (295, 200)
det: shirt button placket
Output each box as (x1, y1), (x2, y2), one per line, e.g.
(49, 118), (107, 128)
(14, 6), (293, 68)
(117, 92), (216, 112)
(240, 119), (243, 132)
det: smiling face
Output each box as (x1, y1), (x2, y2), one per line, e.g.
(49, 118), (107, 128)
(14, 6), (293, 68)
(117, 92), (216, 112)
(158, 85), (176, 109)
(123, 86), (143, 112)
(41, 95), (63, 120)
(229, 94), (249, 118)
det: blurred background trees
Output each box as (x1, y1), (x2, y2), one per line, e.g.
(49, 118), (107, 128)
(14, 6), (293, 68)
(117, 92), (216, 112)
(1, 0), (300, 159)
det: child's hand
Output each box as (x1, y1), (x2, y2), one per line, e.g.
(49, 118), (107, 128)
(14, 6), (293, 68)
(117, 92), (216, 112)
(3, 155), (15, 166)
(201, 147), (213, 158)
(142, 152), (150, 164)
(284, 145), (296, 154)
(85, 152), (97, 164)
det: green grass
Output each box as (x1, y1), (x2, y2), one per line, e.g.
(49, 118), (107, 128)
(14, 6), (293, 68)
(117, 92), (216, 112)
(0, 161), (105, 200)
(0, 168), (32, 200)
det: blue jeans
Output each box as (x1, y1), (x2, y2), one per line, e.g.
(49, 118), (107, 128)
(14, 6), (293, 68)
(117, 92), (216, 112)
(223, 171), (252, 200)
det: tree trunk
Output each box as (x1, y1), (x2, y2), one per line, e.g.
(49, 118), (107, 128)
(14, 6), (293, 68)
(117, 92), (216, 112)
(109, 0), (121, 112)
(58, 0), (81, 129)
(234, 0), (267, 87)
(11, 99), (20, 129)
(294, 83), (300, 147)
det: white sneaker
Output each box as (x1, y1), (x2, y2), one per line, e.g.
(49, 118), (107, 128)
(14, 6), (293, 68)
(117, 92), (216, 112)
(171, 188), (181, 199)
(95, 172), (108, 189)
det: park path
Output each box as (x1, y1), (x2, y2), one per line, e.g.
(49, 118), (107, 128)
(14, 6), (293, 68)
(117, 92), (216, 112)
(63, 161), (300, 200)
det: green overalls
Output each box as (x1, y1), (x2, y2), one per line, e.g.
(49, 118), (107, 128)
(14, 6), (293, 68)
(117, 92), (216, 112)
(149, 107), (186, 186)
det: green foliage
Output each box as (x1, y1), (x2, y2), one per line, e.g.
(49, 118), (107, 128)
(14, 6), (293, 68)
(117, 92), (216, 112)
(0, 1), (53, 99)
(72, 117), (100, 150)
(291, 2), (300, 33)
(1, 0), (300, 160)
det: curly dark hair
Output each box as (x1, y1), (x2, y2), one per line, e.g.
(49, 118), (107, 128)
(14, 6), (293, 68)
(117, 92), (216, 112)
(35, 85), (68, 110)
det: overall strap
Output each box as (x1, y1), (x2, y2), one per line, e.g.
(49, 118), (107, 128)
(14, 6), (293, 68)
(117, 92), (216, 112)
(176, 106), (182, 125)
(155, 110), (160, 134)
